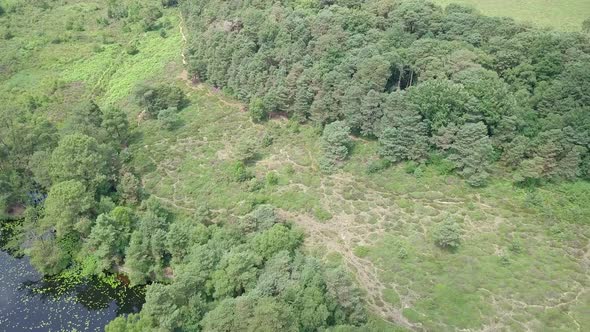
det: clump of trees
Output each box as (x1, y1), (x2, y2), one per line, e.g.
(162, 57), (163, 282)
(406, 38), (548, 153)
(106, 205), (368, 331)
(182, 0), (590, 186)
(134, 83), (187, 117)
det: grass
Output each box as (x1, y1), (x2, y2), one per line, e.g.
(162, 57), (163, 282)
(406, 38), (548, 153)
(433, 0), (590, 31)
(2, 1), (589, 331)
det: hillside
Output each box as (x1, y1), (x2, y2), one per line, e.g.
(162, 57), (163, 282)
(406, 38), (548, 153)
(433, 0), (590, 31)
(1, 0), (589, 331)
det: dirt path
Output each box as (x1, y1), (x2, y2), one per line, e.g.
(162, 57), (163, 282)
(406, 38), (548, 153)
(178, 13), (187, 66)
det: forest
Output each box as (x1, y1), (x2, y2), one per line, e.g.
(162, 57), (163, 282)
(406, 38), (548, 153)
(181, 0), (590, 187)
(0, 0), (589, 331)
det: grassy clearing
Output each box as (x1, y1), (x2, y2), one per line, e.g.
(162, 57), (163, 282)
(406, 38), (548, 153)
(433, 0), (590, 31)
(134, 73), (590, 329)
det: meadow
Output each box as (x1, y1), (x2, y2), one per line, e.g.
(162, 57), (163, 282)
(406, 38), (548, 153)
(433, 0), (590, 31)
(1, 1), (589, 330)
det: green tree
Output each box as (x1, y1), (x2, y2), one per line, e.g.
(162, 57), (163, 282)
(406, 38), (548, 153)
(320, 121), (352, 173)
(85, 207), (134, 273)
(378, 110), (429, 163)
(433, 218), (462, 249)
(117, 171), (141, 205)
(50, 133), (110, 193)
(448, 122), (493, 187)
(102, 107), (129, 146)
(213, 249), (262, 299)
(42, 180), (94, 238)
(157, 107), (181, 130)
(135, 84), (187, 116)
(252, 224), (303, 260)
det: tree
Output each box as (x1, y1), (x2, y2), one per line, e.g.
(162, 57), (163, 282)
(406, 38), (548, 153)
(252, 224), (303, 260)
(324, 267), (367, 326)
(102, 107), (129, 146)
(433, 218), (462, 249)
(124, 208), (170, 285)
(64, 100), (104, 138)
(378, 110), (429, 163)
(448, 122), (493, 187)
(201, 296), (298, 332)
(85, 207), (134, 273)
(28, 237), (71, 275)
(320, 121), (352, 172)
(157, 107), (181, 130)
(50, 133), (110, 193)
(117, 172), (141, 205)
(213, 249), (262, 299)
(406, 79), (474, 131)
(358, 90), (384, 137)
(42, 180), (94, 238)
(135, 84), (187, 116)
(249, 97), (268, 122)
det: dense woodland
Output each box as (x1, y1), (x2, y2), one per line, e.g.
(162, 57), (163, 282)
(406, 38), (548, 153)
(0, 0), (589, 331)
(182, 0), (590, 186)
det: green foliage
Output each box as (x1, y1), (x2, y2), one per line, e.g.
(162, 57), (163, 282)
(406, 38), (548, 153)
(134, 83), (187, 116)
(249, 97), (268, 122)
(366, 159), (391, 174)
(231, 161), (253, 182)
(433, 218), (462, 250)
(42, 180), (94, 238)
(266, 172), (279, 186)
(320, 121), (352, 173)
(157, 107), (181, 130)
(102, 107), (129, 145)
(447, 122), (493, 187)
(50, 133), (111, 193)
(84, 207), (135, 274)
(252, 224), (303, 260)
(378, 111), (429, 163)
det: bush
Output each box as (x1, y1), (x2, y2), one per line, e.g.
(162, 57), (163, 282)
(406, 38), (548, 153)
(261, 133), (274, 147)
(135, 84), (187, 116)
(235, 138), (258, 163)
(433, 218), (462, 250)
(366, 159), (391, 174)
(161, 0), (178, 8)
(126, 43), (139, 55)
(266, 172), (279, 186)
(249, 97), (267, 122)
(231, 161), (253, 182)
(320, 121), (352, 173)
(427, 153), (455, 175)
(157, 107), (181, 130)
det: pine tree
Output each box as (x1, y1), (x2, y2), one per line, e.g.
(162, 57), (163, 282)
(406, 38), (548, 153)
(448, 122), (493, 187)
(378, 110), (429, 163)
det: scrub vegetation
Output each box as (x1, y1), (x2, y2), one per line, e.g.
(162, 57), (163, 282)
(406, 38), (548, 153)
(0, 0), (589, 331)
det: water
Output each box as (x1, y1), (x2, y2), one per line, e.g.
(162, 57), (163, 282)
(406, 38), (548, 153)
(0, 250), (144, 331)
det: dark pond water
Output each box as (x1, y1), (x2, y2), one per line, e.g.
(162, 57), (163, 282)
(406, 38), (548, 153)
(0, 250), (144, 331)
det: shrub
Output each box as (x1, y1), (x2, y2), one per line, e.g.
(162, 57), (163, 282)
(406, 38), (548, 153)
(261, 133), (274, 147)
(433, 218), (462, 249)
(235, 138), (258, 163)
(134, 84), (187, 116)
(126, 43), (139, 55)
(266, 172), (279, 186)
(157, 107), (181, 130)
(231, 161), (253, 182)
(366, 159), (391, 174)
(320, 121), (351, 173)
(249, 97), (267, 122)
